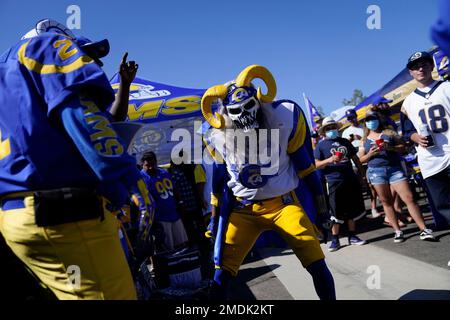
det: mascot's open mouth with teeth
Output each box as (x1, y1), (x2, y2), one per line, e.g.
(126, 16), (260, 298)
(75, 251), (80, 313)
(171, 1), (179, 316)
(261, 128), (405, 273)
(224, 91), (261, 131)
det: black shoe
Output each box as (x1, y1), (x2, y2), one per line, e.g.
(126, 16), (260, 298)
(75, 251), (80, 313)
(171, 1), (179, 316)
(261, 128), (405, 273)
(394, 231), (405, 243)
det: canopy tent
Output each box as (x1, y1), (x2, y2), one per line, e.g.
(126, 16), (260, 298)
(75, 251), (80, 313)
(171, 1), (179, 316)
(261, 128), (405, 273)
(329, 105), (355, 121)
(110, 74), (208, 164)
(337, 47), (446, 129)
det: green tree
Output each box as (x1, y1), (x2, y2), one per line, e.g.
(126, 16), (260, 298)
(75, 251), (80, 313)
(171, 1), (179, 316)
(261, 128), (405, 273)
(342, 89), (367, 106)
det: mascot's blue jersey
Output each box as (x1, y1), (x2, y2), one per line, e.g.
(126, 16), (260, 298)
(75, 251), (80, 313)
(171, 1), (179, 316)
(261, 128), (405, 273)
(0, 33), (136, 197)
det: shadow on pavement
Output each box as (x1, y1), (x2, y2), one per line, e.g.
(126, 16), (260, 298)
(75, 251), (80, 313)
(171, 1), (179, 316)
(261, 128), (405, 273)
(436, 231), (450, 241)
(231, 264), (281, 300)
(365, 225), (424, 243)
(399, 289), (450, 300)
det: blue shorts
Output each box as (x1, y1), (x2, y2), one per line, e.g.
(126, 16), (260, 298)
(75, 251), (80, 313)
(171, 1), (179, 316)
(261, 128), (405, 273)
(367, 166), (407, 185)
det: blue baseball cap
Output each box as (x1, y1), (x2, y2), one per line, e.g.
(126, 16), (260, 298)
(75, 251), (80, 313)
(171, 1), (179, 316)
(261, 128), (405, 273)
(75, 36), (110, 66)
(21, 20), (110, 67)
(407, 51), (433, 69)
(345, 109), (357, 119)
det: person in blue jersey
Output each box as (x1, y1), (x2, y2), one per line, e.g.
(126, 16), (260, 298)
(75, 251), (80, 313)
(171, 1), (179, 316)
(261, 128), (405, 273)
(201, 65), (335, 300)
(314, 117), (367, 252)
(140, 152), (188, 252)
(0, 19), (154, 300)
(359, 111), (435, 243)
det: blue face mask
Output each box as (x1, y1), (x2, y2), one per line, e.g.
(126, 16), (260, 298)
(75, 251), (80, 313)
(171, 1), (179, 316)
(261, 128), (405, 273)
(325, 129), (339, 139)
(366, 120), (380, 130)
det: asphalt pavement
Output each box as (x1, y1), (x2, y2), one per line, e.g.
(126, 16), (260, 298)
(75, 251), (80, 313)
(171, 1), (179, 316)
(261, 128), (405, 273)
(232, 200), (450, 300)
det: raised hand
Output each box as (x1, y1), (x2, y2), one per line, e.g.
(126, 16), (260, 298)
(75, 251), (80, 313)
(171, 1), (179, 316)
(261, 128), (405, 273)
(119, 52), (138, 85)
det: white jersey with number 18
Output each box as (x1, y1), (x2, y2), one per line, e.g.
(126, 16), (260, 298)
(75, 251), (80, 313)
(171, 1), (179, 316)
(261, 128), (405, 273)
(402, 80), (450, 178)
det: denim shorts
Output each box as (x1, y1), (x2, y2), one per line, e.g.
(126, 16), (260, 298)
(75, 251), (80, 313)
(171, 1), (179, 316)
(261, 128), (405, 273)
(367, 166), (407, 185)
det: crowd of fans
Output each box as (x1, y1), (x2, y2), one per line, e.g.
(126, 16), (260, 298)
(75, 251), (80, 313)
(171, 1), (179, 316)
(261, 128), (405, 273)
(99, 50), (450, 296)
(311, 51), (450, 253)
(2, 18), (450, 301)
(114, 150), (215, 297)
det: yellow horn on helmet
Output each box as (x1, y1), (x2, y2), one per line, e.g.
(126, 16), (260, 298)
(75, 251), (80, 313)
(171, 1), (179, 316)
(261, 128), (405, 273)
(201, 85), (228, 129)
(235, 65), (277, 103)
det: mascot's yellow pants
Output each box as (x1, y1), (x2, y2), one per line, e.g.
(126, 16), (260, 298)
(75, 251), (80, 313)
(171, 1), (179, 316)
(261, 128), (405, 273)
(0, 194), (136, 300)
(221, 192), (325, 276)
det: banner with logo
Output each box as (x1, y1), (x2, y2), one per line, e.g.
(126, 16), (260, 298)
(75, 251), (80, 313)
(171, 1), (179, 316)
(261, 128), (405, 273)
(110, 74), (206, 124)
(110, 74), (208, 164)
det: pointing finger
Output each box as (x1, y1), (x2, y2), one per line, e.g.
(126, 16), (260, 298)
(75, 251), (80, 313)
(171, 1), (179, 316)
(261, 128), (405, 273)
(121, 52), (128, 65)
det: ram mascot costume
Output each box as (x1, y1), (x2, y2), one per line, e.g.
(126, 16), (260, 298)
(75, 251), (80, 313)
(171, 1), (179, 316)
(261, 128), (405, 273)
(201, 65), (336, 300)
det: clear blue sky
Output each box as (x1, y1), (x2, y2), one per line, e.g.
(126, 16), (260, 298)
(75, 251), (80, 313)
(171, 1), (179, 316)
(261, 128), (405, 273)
(0, 0), (439, 115)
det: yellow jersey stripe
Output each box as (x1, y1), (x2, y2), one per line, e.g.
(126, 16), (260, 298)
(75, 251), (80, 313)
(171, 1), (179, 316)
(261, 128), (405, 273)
(287, 112), (307, 153)
(297, 164), (316, 178)
(18, 41), (94, 74)
(0, 129), (11, 160)
(203, 137), (224, 163)
(210, 193), (220, 207)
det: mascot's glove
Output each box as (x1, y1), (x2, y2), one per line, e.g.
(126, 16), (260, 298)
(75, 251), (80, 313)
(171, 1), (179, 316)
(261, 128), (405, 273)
(205, 214), (219, 240)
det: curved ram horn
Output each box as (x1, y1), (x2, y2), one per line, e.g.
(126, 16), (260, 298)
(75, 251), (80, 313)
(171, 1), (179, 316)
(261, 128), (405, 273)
(235, 65), (277, 103)
(201, 85), (228, 129)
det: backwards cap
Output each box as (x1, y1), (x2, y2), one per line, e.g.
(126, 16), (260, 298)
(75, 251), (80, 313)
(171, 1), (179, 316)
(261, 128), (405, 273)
(21, 19), (109, 66)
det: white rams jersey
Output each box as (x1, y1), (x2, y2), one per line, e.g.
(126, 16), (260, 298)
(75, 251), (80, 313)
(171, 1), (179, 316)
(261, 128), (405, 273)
(402, 80), (450, 178)
(205, 101), (303, 200)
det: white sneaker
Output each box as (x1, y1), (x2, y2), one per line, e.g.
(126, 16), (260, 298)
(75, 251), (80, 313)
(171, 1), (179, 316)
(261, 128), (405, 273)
(330, 216), (344, 224)
(371, 208), (381, 218)
(419, 228), (435, 241)
(394, 231), (405, 243)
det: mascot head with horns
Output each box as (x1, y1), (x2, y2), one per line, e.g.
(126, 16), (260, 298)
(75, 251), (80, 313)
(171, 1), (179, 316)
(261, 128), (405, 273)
(201, 65), (277, 132)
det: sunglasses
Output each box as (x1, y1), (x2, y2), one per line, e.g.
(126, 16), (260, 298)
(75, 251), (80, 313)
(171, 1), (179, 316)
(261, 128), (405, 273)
(410, 62), (431, 71)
